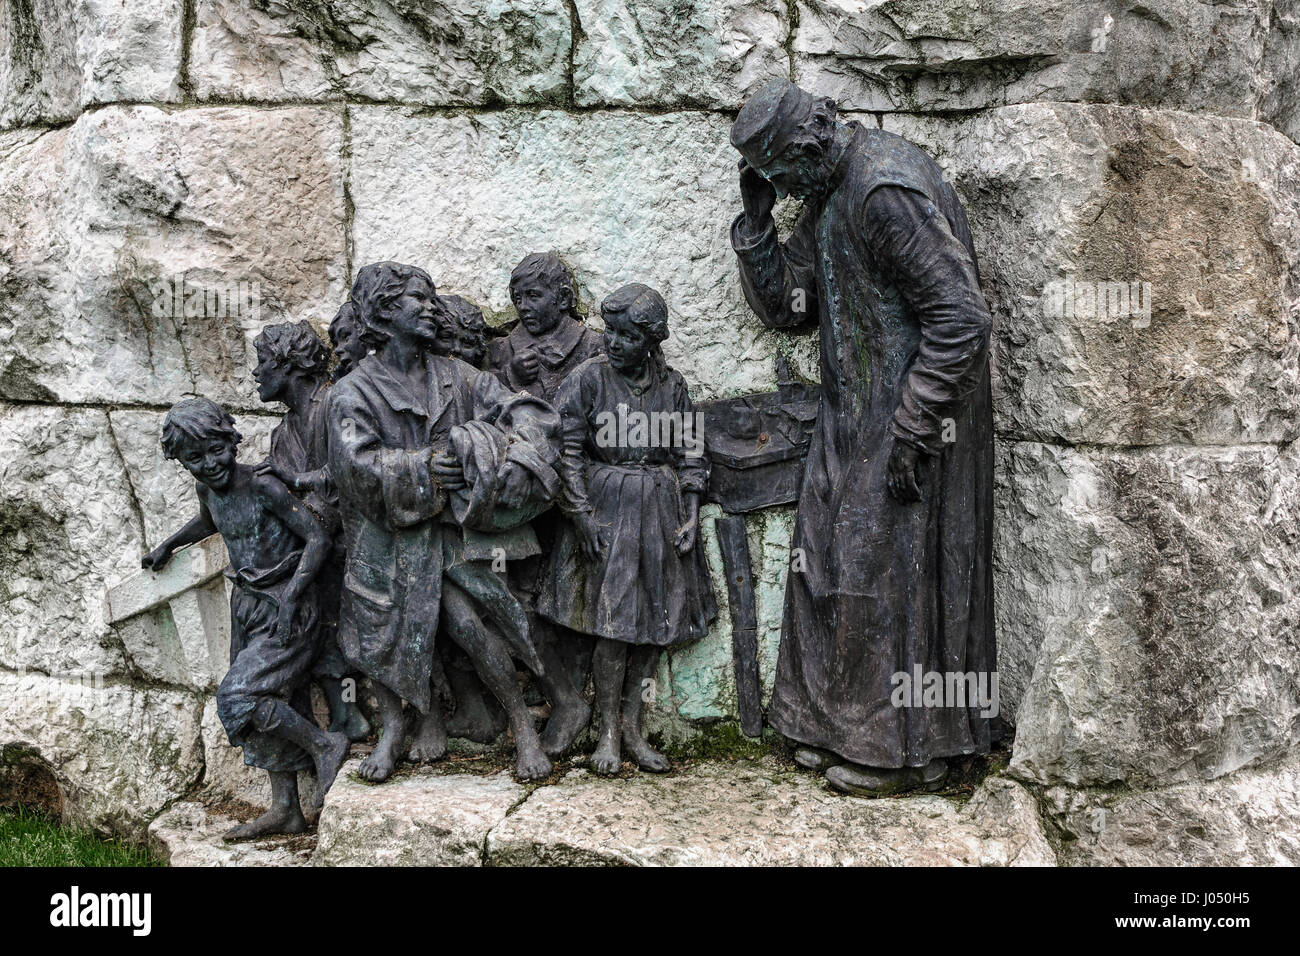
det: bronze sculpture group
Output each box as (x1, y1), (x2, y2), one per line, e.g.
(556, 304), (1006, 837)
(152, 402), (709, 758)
(140, 79), (996, 840)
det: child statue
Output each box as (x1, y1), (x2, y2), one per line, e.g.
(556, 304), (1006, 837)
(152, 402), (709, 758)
(538, 284), (717, 774)
(490, 252), (603, 397)
(328, 300), (368, 381)
(440, 294), (491, 370)
(327, 261), (561, 783)
(251, 320), (370, 743)
(142, 399), (349, 839)
(486, 253), (605, 757)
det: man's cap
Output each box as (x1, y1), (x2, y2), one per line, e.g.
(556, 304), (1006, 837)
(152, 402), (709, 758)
(730, 79), (818, 166)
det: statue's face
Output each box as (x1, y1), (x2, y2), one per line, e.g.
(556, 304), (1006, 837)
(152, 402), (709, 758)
(332, 319), (366, 374)
(385, 274), (443, 346)
(252, 346), (289, 403)
(431, 310), (458, 358)
(603, 312), (652, 375)
(753, 145), (827, 203)
(175, 435), (238, 492)
(510, 275), (569, 337)
(457, 325), (487, 367)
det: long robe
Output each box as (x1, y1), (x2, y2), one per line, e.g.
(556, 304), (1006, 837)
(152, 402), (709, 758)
(326, 352), (560, 711)
(732, 122), (995, 768)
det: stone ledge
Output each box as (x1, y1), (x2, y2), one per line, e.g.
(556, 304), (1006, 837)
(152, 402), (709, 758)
(146, 753), (1300, 866)
(308, 757), (1054, 867)
(148, 801), (314, 866)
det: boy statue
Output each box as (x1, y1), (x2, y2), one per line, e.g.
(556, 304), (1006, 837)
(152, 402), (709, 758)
(142, 399), (349, 839)
(490, 252), (603, 397)
(485, 252), (603, 756)
(252, 320), (371, 743)
(327, 261), (562, 782)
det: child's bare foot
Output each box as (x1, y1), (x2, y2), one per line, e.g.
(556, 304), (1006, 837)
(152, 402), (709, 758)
(446, 705), (506, 744)
(308, 730), (350, 812)
(407, 709), (447, 764)
(330, 706), (372, 743)
(358, 725), (401, 783)
(622, 731), (670, 773)
(540, 698), (590, 757)
(590, 729), (623, 776)
(512, 726), (553, 782)
(222, 805), (307, 842)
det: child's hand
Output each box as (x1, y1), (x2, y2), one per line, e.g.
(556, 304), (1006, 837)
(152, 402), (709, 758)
(511, 349), (541, 384)
(141, 545), (173, 571)
(575, 513), (607, 562)
(432, 451), (467, 490)
(256, 460), (313, 493)
(675, 515), (698, 555)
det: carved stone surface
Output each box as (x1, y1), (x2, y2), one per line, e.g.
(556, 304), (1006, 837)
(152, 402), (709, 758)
(148, 801), (313, 866)
(487, 762), (1055, 865)
(349, 106), (823, 402)
(795, 0), (1300, 139)
(0, 669), (204, 837)
(1045, 756), (1300, 866)
(882, 103), (1300, 447)
(0, 107), (346, 408)
(0, 404), (138, 677)
(313, 762), (526, 866)
(0, 0), (182, 129)
(1004, 441), (1300, 788)
(190, 0), (571, 105)
(573, 0), (789, 108)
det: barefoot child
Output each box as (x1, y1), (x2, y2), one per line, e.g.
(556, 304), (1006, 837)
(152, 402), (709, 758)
(142, 398), (349, 839)
(252, 320), (371, 744)
(538, 283), (717, 775)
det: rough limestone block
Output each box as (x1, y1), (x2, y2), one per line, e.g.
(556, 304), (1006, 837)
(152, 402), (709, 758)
(148, 801), (312, 866)
(0, 668), (204, 836)
(0, 0), (183, 129)
(882, 103), (1300, 447)
(1045, 756), (1300, 865)
(350, 106), (823, 402)
(795, 0), (1299, 137)
(487, 761), (1055, 865)
(1003, 440), (1300, 788)
(0, 404), (139, 677)
(190, 0), (570, 105)
(661, 502), (735, 721)
(313, 762), (526, 866)
(0, 106), (347, 409)
(573, 0), (789, 108)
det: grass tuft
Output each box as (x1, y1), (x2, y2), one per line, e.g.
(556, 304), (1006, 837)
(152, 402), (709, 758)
(0, 807), (163, 867)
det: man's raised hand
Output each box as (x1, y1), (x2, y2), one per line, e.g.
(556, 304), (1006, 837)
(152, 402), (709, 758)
(739, 158), (777, 229)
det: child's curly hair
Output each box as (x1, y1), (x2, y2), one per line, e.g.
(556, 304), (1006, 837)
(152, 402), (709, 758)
(349, 261), (438, 350)
(253, 320), (330, 379)
(161, 398), (242, 460)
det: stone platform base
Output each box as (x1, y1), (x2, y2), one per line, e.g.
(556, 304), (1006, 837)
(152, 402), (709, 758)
(149, 757), (1056, 866)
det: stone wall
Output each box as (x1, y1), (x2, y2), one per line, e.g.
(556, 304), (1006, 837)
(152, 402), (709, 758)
(3, 1), (1299, 859)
